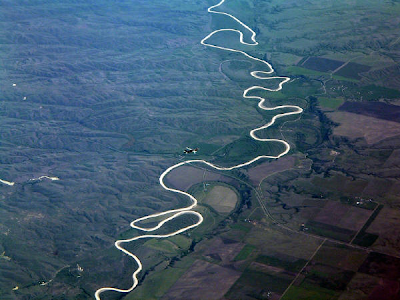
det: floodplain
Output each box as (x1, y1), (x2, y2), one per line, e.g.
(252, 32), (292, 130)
(1, 0), (400, 299)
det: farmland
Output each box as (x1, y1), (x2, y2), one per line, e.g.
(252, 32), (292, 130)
(1, 0), (400, 299)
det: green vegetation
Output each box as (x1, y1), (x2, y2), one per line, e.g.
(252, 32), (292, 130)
(230, 222), (252, 233)
(281, 284), (340, 300)
(303, 266), (355, 291)
(306, 221), (356, 242)
(352, 232), (379, 247)
(334, 62), (371, 80)
(2, 0), (400, 299)
(331, 74), (359, 83)
(202, 185), (238, 214)
(168, 235), (192, 250)
(352, 204), (383, 247)
(145, 239), (180, 254)
(126, 257), (195, 300)
(214, 136), (286, 165)
(286, 66), (329, 77)
(267, 91), (287, 99)
(286, 66), (359, 83)
(234, 245), (255, 261)
(256, 255), (307, 273)
(302, 57), (344, 72)
(361, 85), (400, 99)
(340, 84), (400, 101)
(317, 97), (344, 109)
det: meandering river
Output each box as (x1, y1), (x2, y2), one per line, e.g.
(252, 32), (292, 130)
(95, 1), (302, 298)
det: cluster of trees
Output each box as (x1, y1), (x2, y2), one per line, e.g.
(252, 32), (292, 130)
(238, 184), (252, 210)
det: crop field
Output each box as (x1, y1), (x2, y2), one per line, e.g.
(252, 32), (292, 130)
(202, 185), (238, 214)
(162, 259), (241, 300)
(234, 244), (255, 261)
(333, 62), (371, 80)
(303, 264), (355, 291)
(203, 236), (245, 264)
(359, 252), (400, 279)
(367, 279), (400, 300)
(317, 97), (344, 110)
(255, 255), (307, 274)
(144, 234), (192, 254)
(1, 0), (400, 299)
(338, 272), (381, 300)
(306, 220), (356, 242)
(308, 174), (379, 205)
(245, 227), (321, 261)
(301, 57), (344, 73)
(286, 66), (329, 78)
(312, 201), (372, 232)
(226, 267), (294, 299)
(282, 241), (400, 299)
(328, 111), (400, 144)
(365, 207), (400, 256)
(125, 256), (196, 300)
(246, 155), (296, 185)
(281, 284), (340, 300)
(312, 242), (368, 272)
(164, 165), (231, 192)
(339, 101), (400, 123)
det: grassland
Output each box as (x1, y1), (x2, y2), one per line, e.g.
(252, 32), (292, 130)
(0, 0), (248, 297)
(317, 97), (344, 110)
(1, 0), (400, 299)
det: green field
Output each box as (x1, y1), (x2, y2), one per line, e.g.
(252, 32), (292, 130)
(317, 97), (344, 109)
(203, 185), (239, 214)
(306, 221), (356, 242)
(282, 284), (340, 300)
(286, 66), (330, 77)
(256, 255), (308, 273)
(234, 244), (255, 261)
(125, 257), (196, 300)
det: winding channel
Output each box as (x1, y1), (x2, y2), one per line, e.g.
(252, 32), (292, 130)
(95, 0), (303, 298)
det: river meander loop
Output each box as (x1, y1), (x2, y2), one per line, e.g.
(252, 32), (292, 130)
(95, 0), (303, 298)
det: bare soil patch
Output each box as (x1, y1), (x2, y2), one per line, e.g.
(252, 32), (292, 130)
(327, 111), (400, 144)
(162, 259), (241, 300)
(313, 201), (350, 226)
(313, 201), (372, 232)
(338, 206), (373, 231)
(383, 149), (400, 168)
(247, 155), (296, 185)
(165, 165), (231, 191)
(359, 252), (400, 279)
(313, 242), (368, 272)
(250, 261), (296, 276)
(301, 56), (344, 72)
(339, 101), (400, 122)
(203, 237), (244, 264)
(338, 273), (380, 300)
(368, 278), (400, 300)
(366, 207), (400, 256)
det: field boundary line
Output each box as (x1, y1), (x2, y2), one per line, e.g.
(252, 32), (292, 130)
(280, 238), (326, 299)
